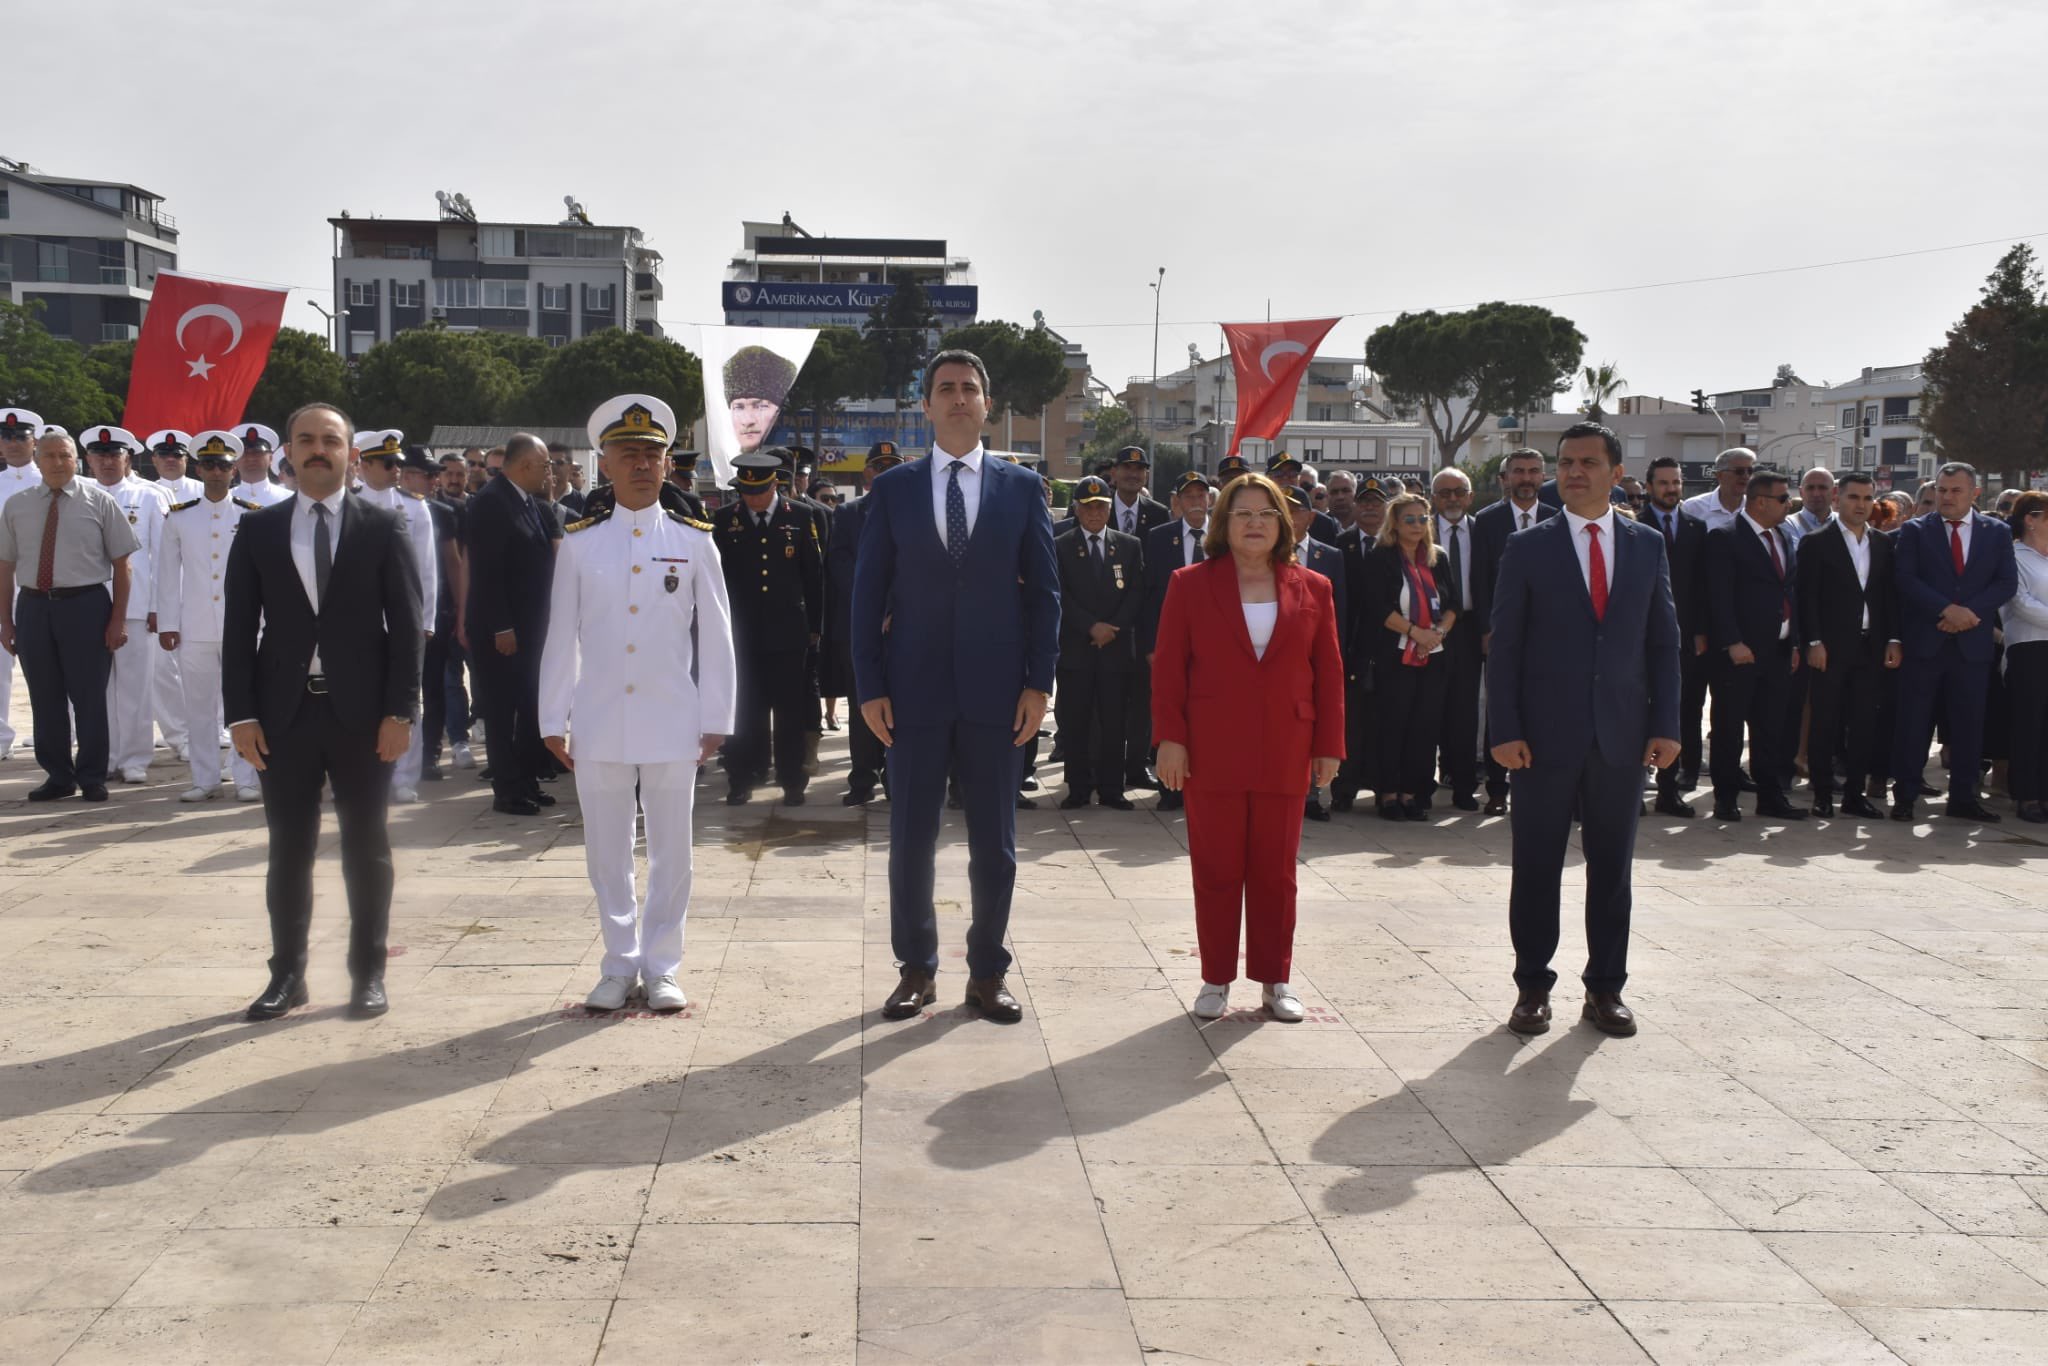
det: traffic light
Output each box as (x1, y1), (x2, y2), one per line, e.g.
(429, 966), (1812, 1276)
(1690, 389), (1709, 415)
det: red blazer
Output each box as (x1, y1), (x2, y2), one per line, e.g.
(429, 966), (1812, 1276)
(1151, 557), (1347, 796)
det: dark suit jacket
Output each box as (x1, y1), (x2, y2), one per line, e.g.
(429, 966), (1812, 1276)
(1893, 510), (2018, 663)
(1705, 517), (1799, 655)
(1333, 528), (1375, 673)
(1639, 505), (1708, 643)
(1796, 520), (1898, 655)
(1485, 512), (1680, 766)
(222, 494), (423, 736)
(1057, 526), (1143, 672)
(1470, 498), (1557, 635)
(1309, 509), (1343, 547)
(1150, 558), (1345, 795)
(1297, 538), (1350, 659)
(462, 476), (558, 642)
(852, 455), (1060, 727)
(1359, 543), (1455, 672)
(1142, 518), (1205, 655)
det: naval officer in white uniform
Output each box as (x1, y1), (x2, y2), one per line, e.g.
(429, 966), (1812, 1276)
(541, 394), (736, 1012)
(352, 429), (438, 802)
(83, 425), (179, 780)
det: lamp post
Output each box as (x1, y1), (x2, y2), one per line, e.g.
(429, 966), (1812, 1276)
(306, 299), (337, 353)
(1148, 267), (1164, 439)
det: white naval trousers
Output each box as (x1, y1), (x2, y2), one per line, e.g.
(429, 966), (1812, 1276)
(575, 757), (699, 981)
(107, 620), (155, 774)
(175, 641), (256, 791)
(153, 642), (189, 752)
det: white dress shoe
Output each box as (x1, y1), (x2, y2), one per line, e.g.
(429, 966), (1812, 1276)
(177, 786), (218, 803)
(1, 743), (14, 761)
(451, 742), (475, 769)
(173, 746), (189, 763)
(120, 768), (148, 784)
(392, 786), (419, 803)
(584, 974), (634, 1011)
(1263, 983), (1305, 1023)
(235, 784), (262, 802)
(1192, 982), (1230, 1019)
(644, 974), (687, 1011)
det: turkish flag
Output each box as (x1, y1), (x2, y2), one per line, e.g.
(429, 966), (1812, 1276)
(1221, 318), (1342, 455)
(122, 272), (287, 435)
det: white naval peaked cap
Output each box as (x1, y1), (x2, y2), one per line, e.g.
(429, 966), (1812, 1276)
(83, 425), (141, 453)
(0, 408), (45, 437)
(354, 429), (404, 456)
(234, 422), (280, 451)
(190, 430), (245, 459)
(145, 428), (195, 453)
(589, 393), (675, 450)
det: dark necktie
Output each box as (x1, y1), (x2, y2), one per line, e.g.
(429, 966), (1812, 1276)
(1520, 509), (1531, 531)
(1447, 522), (1464, 608)
(34, 489), (63, 593)
(1662, 511), (1677, 548)
(312, 501), (333, 608)
(1189, 527), (1204, 563)
(1090, 533), (1105, 575)
(946, 461), (968, 566)
(1765, 525), (1788, 624)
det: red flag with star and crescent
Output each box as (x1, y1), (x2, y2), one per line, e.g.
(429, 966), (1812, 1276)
(1221, 318), (1343, 455)
(122, 272), (287, 434)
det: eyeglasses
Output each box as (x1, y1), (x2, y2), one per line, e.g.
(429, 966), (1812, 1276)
(1397, 515), (1429, 525)
(1228, 508), (1282, 524)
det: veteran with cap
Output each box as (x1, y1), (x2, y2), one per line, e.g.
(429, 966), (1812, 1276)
(1056, 476), (1144, 809)
(666, 442), (706, 521)
(156, 431), (265, 801)
(0, 407), (48, 761)
(0, 426), (139, 801)
(542, 395), (736, 1013)
(83, 425), (180, 781)
(351, 430), (439, 802)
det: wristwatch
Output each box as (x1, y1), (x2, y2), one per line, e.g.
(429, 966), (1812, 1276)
(387, 715), (415, 725)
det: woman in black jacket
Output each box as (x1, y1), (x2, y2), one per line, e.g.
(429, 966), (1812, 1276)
(1360, 492), (1458, 820)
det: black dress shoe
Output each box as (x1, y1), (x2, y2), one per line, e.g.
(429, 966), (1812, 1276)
(80, 784), (109, 803)
(1483, 796), (1508, 817)
(1841, 794), (1882, 819)
(531, 790), (557, 807)
(246, 973), (308, 1021)
(1890, 799), (1917, 822)
(1945, 799), (2002, 823)
(1015, 794), (1037, 810)
(1328, 793), (1353, 813)
(27, 780), (76, 802)
(420, 765), (444, 782)
(1158, 790), (1184, 812)
(1584, 993), (1638, 1037)
(1507, 990), (1552, 1036)
(1653, 794), (1696, 818)
(348, 977), (389, 1018)
(1737, 770), (1758, 792)
(1304, 799), (1330, 822)
(783, 789), (806, 807)
(1400, 799), (1427, 821)
(477, 765), (494, 781)
(964, 976), (1024, 1023)
(725, 788), (751, 806)
(1713, 803), (1743, 822)
(1757, 800), (1808, 820)
(880, 971), (935, 1020)
(2017, 801), (2048, 824)
(1678, 770), (1700, 792)
(842, 788), (874, 807)
(1811, 795), (1835, 818)
(492, 797), (541, 815)
(1020, 775), (1040, 793)
(1059, 791), (1090, 810)
(1100, 794), (1136, 811)
(1128, 775), (1161, 792)
(1378, 800), (1405, 821)
(1451, 793), (1479, 812)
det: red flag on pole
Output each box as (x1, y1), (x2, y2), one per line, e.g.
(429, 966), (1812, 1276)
(1221, 318), (1342, 456)
(122, 272), (287, 435)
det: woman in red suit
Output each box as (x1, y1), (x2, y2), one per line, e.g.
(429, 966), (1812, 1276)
(1153, 473), (1346, 1022)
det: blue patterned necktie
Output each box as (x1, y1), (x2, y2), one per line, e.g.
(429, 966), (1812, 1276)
(945, 460), (968, 566)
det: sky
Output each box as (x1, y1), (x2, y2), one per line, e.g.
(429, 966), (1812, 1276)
(16, 0), (2047, 408)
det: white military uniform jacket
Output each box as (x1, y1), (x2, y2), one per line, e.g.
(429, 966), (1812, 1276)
(232, 477), (292, 508)
(157, 475), (205, 505)
(540, 500), (737, 764)
(356, 483), (438, 625)
(98, 474), (171, 617)
(155, 493), (261, 641)
(0, 462), (37, 511)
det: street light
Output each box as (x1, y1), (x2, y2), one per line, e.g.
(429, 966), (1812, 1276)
(306, 299), (337, 353)
(1148, 267), (1165, 438)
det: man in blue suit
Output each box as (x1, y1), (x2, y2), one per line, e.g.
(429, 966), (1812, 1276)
(1488, 423), (1680, 1039)
(854, 350), (1060, 1022)
(1890, 461), (2017, 823)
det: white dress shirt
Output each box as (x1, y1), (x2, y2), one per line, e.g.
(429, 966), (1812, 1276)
(155, 491), (256, 641)
(1113, 493), (1144, 537)
(291, 489), (347, 674)
(1180, 518), (1205, 565)
(2003, 543), (2048, 650)
(1739, 509), (1791, 639)
(1836, 521), (1874, 635)
(0, 460), (38, 510)
(929, 442), (985, 543)
(1436, 514), (1474, 610)
(1563, 506), (1618, 599)
(1679, 488), (1743, 534)
(1506, 500), (1541, 533)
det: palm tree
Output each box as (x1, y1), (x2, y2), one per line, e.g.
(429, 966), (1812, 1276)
(1581, 363), (1627, 421)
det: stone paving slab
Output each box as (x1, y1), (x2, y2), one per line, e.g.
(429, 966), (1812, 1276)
(2, 694), (2047, 1363)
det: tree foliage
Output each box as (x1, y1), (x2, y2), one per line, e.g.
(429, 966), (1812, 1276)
(523, 329), (703, 430)
(244, 328), (349, 430)
(0, 298), (118, 428)
(1079, 403), (1146, 471)
(1579, 361), (1626, 420)
(784, 327), (882, 447)
(346, 324), (524, 437)
(1921, 243), (2048, 488)
(937, 319), (1072, 419)
(481, 332), (556, 388)
(866, 281), (939, 399)
(83, 339), (136, 408)
(1366, 302), (1586, 469)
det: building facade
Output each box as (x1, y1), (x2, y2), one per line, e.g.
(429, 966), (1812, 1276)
(329, 199), (662, 359)
(0, 157), (177, 346)
(1817, 365), (1929, 489)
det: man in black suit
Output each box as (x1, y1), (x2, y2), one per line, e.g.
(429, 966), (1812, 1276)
(224, 403), (423, 1020)
(1284, 485), (1350, 821)
(1057, 477), (1143, 809)
(1470, 449), (1557, 815)
(1104, 446), (1168, 790)
(1796, 471), (1899, 819)
(463, 433), (560, 815)
(1430, 467), (1483, 811)
(824, 442), (902, 805)
(1141, 472), (1212, 812)
(1704, 471), (1806, 822)
(1328, 479), (1387, 813)
(400, 447), (460, 781)
(1267, 452), (1342, 545)
(1641, 456), (1710, 816)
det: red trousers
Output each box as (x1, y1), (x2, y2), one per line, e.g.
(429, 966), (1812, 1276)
(1183, 788), (1304, 984)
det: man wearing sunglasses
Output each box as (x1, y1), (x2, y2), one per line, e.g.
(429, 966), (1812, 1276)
(352, 430), (438, 803)
(1680, 447), (1757, 534)
(1704, 470), (1806, 822)
(0, 408), (46, 762)
(157, 431), (266, 801)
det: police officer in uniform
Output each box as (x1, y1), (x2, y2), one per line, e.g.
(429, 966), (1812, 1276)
(156, 431), (265, 801)
(666, 442), (707, 521)
(1056, 476), (1144, 809)
(230, 423), (293, 507)
(542, 394), (737, 1013)
(351, 430), (439, 803)
(0, 407), (48, 762)
(824, 441), (903, 805)
(84, 425), (178, 781)
(714, 449), (823, 805)
(781, 447), (831, 773)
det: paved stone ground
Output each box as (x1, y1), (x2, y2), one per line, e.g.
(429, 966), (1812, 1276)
(3, 695), (2047, 1364)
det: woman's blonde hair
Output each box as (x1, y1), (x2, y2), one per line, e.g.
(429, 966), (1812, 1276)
(1202, 472), (1298, 566)
(1375, 491), (1441, 562)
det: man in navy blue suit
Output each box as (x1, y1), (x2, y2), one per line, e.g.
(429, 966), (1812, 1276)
(1890, 461), (2017, 823)
(1487, 424), (1680, 1039)
(853, 350), (1060, 1022)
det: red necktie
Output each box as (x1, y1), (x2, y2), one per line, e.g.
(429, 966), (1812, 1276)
(34, 489), (63, 593)
(1949, 520), (1966, 576)
(1585, 523), (1607, 622)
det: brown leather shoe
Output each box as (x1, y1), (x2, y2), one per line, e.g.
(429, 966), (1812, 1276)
(1583, 992), (1637, 1037)
(880, 971), (936, 1020)
(964, 976), (1024, 1023)
(1507, 990), (1551, 1035)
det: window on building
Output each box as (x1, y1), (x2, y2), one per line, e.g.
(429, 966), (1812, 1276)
(0, 188), (9, 218)
(527, 230), (571, 258)
(349, 330), (376, 355)
(36, 240), (67, 282)
(1836, 444), (1856, 471)
(390, 282), (422, 309)
(539, 284), (568, 311)
(1388, 440), (1424, 467)
(433, 277), (480, 309)
(477, 226), (519, 257)
(346, 281), (375, 307)
(1882, 396), (1912, 423)
(1863, 445), (1878, 468)
(1863, 405), (1879, 427)
(585, 285), (614, 312)
(482, 280), (528, 310)
(1841, 406), (1857, 429)
(545, 334), (567, 348)
(573, 231), (615, 259)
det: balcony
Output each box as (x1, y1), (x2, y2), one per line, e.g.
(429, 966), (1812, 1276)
(1881, 411), (1919, 427)
(99, 266), (136, 287)
(100, 323), (139, 342)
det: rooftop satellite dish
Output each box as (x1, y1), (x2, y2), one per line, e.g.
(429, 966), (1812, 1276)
(434, 190), (452, 216)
